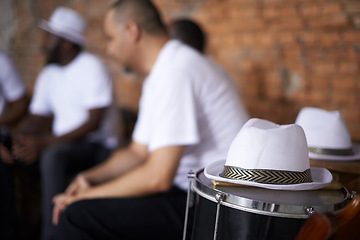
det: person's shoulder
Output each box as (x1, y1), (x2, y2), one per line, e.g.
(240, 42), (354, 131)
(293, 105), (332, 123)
(37, 63), (61, 79)
(0, 52), (14, 68)
(78, 51), (104, 64)
(163, 40), (205, 69)
(0, 52), (7, 62)
(75, 51), (108, 70)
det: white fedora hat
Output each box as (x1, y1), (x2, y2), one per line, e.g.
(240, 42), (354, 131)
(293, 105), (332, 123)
(39, 6), (86, 46)
(204, 118), (332, 190)
(295, 107), (360, 161)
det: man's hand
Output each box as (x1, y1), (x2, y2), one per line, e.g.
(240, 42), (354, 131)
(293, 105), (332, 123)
(52, 174), (91, 226)
(0, 144), (13, 164)
(12, 134), (47, 164)
(65, 174), (90, 196)
(52, 193), (79, 226)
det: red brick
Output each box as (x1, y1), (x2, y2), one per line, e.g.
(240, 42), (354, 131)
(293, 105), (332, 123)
(332, 76), (357, 91)
(306, 15), (350, 29)
(318, 32), (341, 47)
(277, 32), (297, 45)
(308, 76), (331, 90)
(341, 108), (360, 123)
(333, 92), (357, 106)
(269, 18), (304, 31)
(313, 62), (337, 75)
(338, 62), (359, 74)
(263, 7), (278, 19)
(326, 47), (358, 61)
(342, 31), (360, 43)
(322, 2), (343, 15)
(306, 89), (330, 105)
(298, 31), (319, 45)
(344, 2), (360, 15)
(299, 4), (320, 17)
(233, 19), (265, 32)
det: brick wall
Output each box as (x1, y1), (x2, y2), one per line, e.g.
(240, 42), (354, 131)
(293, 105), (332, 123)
(11, 0), (360, 141)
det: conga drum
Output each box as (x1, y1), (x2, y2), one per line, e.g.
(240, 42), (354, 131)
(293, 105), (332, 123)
(183, 169), (353, 240)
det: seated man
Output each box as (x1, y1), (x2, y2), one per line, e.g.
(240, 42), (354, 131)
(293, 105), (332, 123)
(53, 1), (250, 239)
(12, 7), (118, 240)
(0, 52), (28, 240)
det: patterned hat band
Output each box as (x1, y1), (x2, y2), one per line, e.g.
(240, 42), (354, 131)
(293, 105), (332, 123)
(309, 147), (354, 156)
(220, 166), (313, 185)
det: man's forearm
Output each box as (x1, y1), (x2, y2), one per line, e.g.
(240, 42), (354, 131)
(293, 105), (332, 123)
(82, 142), (148, 185)
(80, 145), (184, 198)
(0, 96), (28, 127)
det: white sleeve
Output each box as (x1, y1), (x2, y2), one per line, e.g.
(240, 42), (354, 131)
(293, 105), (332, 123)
(80, 61), (112, 109)
(133, 70), (200, 152)
(29, 68), (52, 116)
(0, 54), (26, 102)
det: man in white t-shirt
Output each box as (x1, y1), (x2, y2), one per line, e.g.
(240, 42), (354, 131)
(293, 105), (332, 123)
(0, 52), (28, 240)
(12, 7), (118, 240)
(52, 1), (249, 239)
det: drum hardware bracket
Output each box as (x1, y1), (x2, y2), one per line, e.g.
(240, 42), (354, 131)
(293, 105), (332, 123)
(213, 192), (227, 240)
(350, 191), (357, 199)
(304, 206), (316, 215)
(187, 170), (196, 207)
(183, 170), (196, 240)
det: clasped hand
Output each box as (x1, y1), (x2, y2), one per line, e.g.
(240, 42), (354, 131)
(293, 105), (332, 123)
(52, 174), (90, 226)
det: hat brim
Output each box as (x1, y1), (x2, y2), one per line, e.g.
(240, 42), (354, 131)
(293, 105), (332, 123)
(309, 143), (360, 161)
(38, 20), (85, 46)
(204, 160), (333, 191)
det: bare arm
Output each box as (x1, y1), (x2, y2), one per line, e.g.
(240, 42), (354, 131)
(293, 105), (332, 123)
(81, 141), (149, 185)
(0, 95), (29, 127)
(13, 107), (107, 164)
(81, 144), (184, 198)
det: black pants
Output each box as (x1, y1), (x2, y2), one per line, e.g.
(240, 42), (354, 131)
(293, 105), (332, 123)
(55, 187), (187, 240)
(40, 141), (110, 240)
(0, 161), (16, 239)
(0, 131), (16, 240)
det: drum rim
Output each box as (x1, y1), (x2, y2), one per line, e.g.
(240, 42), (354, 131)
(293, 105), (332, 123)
(193, 169), (352, 219)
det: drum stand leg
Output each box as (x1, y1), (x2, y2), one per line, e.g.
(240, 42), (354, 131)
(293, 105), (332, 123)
(213, 192), (226, 240)
(183, 170), (195, 240)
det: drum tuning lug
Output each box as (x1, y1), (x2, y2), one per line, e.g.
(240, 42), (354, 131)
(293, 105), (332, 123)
(215, 192), (227, 203)
(350, 191), (357, 199)
(305, 206), (315, 215)
(187, 170), (196, 179)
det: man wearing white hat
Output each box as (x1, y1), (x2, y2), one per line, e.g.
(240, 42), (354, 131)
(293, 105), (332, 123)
(12, 6), (118, 240)
(51, 0), (250, 239)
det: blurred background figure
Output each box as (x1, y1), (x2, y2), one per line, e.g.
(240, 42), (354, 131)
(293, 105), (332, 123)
(168, 18), (207, 53)
(12, 6), (118, 240)
(0, 51), (28, 240)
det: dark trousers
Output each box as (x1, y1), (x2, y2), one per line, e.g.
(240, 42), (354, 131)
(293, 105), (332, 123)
(40, 141), (110, 240)
(55, 186), (187, 240)
(0, 130), (17, 240)
(0, 161), (16, 240)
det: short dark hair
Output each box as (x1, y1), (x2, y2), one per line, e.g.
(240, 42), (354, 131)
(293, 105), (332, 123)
(111, 0), (167, 35)
(169, 19), (206, 53)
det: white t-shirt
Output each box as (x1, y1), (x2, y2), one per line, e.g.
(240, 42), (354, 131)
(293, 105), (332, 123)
(30, 52), (117, 148)
(133, 40), (250, 190)
(0, 52), (26, 117)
